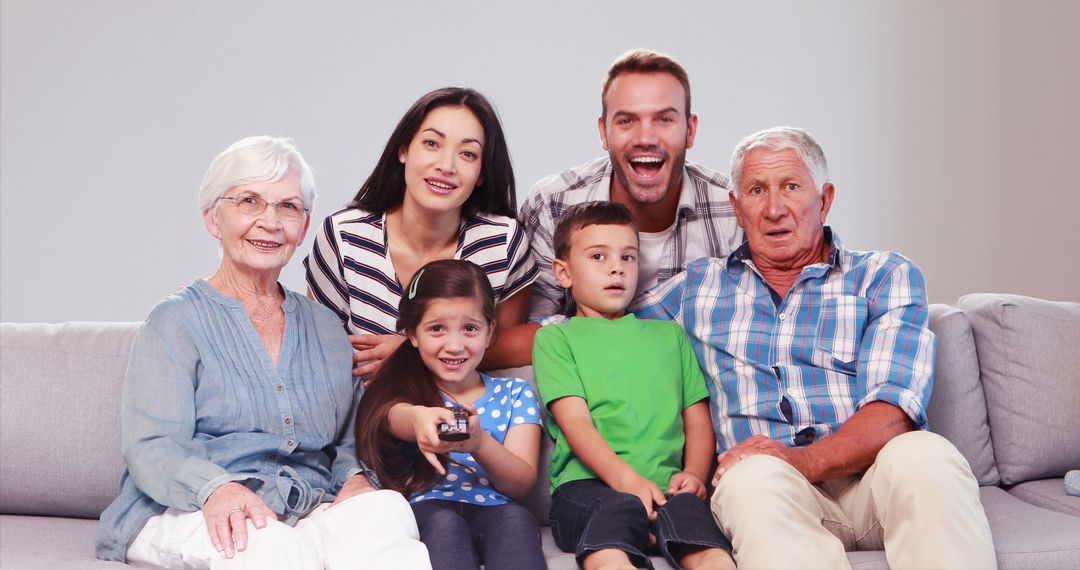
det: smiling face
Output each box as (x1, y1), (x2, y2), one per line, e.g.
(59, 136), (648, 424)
(553, 223), (639, 319)
(203, 170), (310, 278)
(599, 72), (698, 205)
(398, 105), (485, 218)
(730, 147), (835, 271)
(408, 296), (493, 389)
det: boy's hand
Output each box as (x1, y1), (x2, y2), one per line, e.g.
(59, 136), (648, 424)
(667, 471), (707, 499)
(613, 470), (667, 522)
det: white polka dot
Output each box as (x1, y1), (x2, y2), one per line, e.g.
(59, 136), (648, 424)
(513, 400), (522, 408)
(443, 491), (454, 497)
(446, 473), (458, 481)
(462, 482), (473, 491)
(475, 494), (486, 502)
(500, 396), (508, 405)
(513, 416), (524, 424)
(498, 424), (507, 431)
(511, 386), (522, 395)
(493, 385), (502, 393)
(479, 477), (489, 485)
(527, 407), (536, 415)
(489, 493), (497, 499)
(524, 390), (534, 398)
(476, 407), (486, 415)
(491, 409), (501, 418)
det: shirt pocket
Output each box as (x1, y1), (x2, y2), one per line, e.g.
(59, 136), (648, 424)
(813, 296), (868, 367)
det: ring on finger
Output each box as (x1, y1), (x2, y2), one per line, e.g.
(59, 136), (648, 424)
(228, 506), (244, 515)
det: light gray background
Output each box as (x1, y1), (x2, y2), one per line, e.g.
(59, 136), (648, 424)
(2, 0), (1078, 323)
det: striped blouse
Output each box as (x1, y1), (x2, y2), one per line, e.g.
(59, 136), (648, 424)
(304, 207), (538, 335)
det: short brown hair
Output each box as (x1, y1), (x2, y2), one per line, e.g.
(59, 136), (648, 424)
(601, 49), (692, 119)
(554, 201), (639, 260)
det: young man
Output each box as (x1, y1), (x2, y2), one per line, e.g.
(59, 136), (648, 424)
(532, 202), (733, 570)
(521, 49), (743, 321)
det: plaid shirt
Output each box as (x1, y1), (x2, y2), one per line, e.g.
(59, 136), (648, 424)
(634, 229), (936, 452)
(520, 156), (742, 320)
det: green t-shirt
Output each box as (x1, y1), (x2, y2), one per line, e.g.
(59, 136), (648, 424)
(533, 314), (710, 491)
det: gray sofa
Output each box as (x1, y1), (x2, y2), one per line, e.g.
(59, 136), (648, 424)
(2, 293), (1079, 569)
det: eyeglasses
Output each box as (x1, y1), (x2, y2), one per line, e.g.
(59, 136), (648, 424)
(216, 195), (309, 221)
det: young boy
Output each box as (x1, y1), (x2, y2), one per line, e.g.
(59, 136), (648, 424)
(533, 201), (734, 570)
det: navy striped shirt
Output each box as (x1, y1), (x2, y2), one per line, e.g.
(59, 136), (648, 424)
(304, 208), (538, 335)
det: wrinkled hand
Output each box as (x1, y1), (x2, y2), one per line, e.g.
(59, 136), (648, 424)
(712, 434), (809, 485)
(349, 334), (406, 377)
(202, 482), (277, 559)
(331, 474), (376, 507)
(667, 471), (707, 499)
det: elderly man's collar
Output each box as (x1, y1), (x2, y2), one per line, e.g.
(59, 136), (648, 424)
(728, 226), (842, 270)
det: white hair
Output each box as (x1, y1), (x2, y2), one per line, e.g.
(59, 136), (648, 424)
(198, 136), (316, 213)
(730, 127), (828, 195)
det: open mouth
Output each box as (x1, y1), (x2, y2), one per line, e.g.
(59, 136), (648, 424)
(247, 239), (283, 252)
(426, 178), (457, 195)
(764, 229), (793, 239)
(440, 357), (467, 369)
(628, 156), (665, 180)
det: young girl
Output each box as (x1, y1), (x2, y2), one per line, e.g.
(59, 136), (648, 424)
(355, 259), (546, 570)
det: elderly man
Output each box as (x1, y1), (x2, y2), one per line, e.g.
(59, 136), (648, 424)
(521, 48), (742, 320)
(635, 127), (996, 569)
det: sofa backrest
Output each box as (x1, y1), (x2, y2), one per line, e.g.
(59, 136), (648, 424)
(958, 293), (1080, 486)
(925, 304), (1000, 485)
(0, 321), (139, 519)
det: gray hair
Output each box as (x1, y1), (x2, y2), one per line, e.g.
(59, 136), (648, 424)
(198, 136), (316, 213)
(730, 127), (828, 195)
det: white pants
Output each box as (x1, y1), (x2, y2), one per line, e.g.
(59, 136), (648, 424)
(127, 489), (431, 570)
(711, 431), (997, 569)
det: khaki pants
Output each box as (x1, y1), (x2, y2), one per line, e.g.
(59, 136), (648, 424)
(127, 489), (431, 570)
(711, 431), (996, 569)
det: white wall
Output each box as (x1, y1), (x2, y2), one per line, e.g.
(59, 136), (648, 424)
(2, 0), (1077, 323)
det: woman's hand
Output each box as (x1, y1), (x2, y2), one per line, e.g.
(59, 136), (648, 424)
(202, 482), (277, 559)
(349, 334), (406, 376)
(330, 474), (376, 507)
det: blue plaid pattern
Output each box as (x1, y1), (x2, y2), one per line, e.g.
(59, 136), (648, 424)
(633, 229), (936, 452)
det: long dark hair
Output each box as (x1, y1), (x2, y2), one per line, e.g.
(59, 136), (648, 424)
(354, 259), (498, 496)
(350, 87), (516, 218)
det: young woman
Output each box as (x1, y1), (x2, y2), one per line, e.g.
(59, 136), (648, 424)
(355, 259), (545, 570)
(305, 88), (538, 374)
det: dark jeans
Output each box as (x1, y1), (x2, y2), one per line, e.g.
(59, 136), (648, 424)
(550, 479), (732, 570)
(411, 499), (546, 570)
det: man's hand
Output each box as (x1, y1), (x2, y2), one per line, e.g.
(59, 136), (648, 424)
(667, 471), (707, 499)
(711, 434), (812, 485)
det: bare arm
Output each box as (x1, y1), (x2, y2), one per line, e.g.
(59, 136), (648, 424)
(549, 396), (666, 517)
(667, 401), (714, 498)
(480, 287), (538, 370)
(713, 401), (914, 484)
(466, 423), (541, 501)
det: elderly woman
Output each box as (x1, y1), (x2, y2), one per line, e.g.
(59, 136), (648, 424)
(96, 136), (430, 569)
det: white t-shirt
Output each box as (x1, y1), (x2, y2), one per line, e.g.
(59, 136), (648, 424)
(637, 222), (676, 294)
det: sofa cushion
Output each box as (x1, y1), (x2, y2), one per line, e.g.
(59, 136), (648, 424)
(925, 304), (999, 486)
(1009, 478), (1080, 518)
(959, 294), (1080, 485)
(0, 322), (139, 518)
(979, 486), (1080, 569)
(0, 515), (129, 569)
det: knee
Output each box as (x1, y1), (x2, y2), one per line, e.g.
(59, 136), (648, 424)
(712, 454), (809, 510)
(243, 519), (319, 560)
(494, 504), (540, 534)
(875, 431), (974, 486)
(416, 505), (470, 537)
